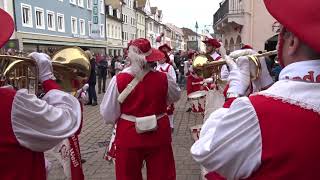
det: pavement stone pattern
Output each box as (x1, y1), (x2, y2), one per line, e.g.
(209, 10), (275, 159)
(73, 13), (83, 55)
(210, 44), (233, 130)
(47, 79), (204, 180)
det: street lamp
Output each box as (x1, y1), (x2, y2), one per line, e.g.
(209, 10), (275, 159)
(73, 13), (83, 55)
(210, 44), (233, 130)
(195, 21), (199, 51)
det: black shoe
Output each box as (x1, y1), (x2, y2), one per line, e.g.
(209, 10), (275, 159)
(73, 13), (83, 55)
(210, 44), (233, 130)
(92, 102), (98, 106)
(85, 102), (92, 105)
(81, 159), (86, 164)
(98, 91), (101, 94)
(186, 108), (192, 112)
(102, 90), (106, 93)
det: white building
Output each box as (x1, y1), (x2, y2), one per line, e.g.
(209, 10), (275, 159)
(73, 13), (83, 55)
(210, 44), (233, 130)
(106, 2), (123, 56)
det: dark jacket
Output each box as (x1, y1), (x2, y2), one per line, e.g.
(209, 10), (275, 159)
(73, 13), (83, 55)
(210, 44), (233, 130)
(88, 58), (97, 85)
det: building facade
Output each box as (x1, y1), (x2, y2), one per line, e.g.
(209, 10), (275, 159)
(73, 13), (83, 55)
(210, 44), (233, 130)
(213, 0), (277, 53)
(106, 3), (123, 56)
(166, 23), (185, 51)
(121, 0), (136, 46)
(13, 0), (107, 54)
(135, 7), (146, 39)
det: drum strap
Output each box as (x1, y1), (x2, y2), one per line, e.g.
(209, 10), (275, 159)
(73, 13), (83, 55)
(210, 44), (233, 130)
(117, 70), (149, 103)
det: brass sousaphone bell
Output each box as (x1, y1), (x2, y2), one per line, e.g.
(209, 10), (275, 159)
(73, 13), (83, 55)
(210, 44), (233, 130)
(192, 50), (277, 80)
(0, 47), (91, 94)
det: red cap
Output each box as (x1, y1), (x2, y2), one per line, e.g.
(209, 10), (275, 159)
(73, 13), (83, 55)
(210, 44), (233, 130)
(188, 51), (195, 59)
(264, 0), (320, 53)
(202, 38), (221, 48)
(158, 44), (172, 52)
(241, 44), (253, 49)
(0, 9), (14, 48)
(131, 38), (165, 62)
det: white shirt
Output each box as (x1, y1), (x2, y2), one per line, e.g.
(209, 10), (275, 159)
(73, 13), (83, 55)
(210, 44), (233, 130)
(190, 60), (320, 179)
(100, 67), (181, 124)
(210, 51), (230, 80)
(156, 63), (177, 82)
(9, 88), (81, 152)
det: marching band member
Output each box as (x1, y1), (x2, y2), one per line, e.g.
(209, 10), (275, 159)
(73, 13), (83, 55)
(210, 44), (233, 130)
(202, 38), (229, 80)
(100, 38), (181, 180)
(156, 53), (177, 132)
(159, 44), (176, 67)
(0, 9), (81, 180)
(191, 0), (320, 179)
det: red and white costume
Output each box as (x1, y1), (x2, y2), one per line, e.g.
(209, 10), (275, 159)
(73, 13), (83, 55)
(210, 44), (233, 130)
(191, 60), (320, 179)
(156, 62), (177, 128)
(186, 73), (205, 113)
(100, 38), (181, 180)
(100, 67), (180, 180)
(0, 80), (81, 180)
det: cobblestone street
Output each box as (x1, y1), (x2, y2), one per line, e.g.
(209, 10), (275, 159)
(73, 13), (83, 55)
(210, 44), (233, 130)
(47, 80), (204, 180)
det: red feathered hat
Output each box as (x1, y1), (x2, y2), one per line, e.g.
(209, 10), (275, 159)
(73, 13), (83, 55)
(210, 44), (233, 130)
(130, 38), (165, 62)
(241, 44), (253, 50)
(158, 44), (172, 52)
(264, 0), (320, 53)
(202, 38), (221, 48)
(0, 9), (14, 48)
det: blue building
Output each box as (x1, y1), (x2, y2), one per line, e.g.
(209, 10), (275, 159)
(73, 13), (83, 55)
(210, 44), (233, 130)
(13, 0), (107, 54)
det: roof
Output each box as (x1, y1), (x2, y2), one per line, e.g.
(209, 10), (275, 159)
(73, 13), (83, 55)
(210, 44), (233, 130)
(106, 0), (122, 9)
(136, 0), (147, 8)
(165, 23), (183, 35)
(150, 7), (157, 14)
(181, 27), (198, 36)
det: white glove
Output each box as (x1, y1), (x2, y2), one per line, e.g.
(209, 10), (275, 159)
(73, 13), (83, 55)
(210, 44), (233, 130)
(251, 57), (274, 92)
(28, 52), (55, 82)
(75, 83), (89, 103)
(226, 56), (250, 96)
(203, 78), (214, 83)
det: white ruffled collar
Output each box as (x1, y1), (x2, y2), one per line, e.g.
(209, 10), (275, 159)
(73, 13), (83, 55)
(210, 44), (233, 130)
(254, 60), (320, 113)
(279, 60), (320, 82)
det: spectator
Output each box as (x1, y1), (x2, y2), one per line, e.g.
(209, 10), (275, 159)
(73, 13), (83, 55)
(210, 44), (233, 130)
(97, 54), (108, 94)
(85, 50), (98, 106)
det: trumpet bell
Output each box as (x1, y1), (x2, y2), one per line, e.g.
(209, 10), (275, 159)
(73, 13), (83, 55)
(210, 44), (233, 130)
(52, 47), (91, 92)
(192, 54), (226, 79)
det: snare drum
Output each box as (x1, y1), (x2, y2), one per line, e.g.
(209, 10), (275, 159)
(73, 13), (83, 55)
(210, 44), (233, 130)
(188, 90), (206, 113)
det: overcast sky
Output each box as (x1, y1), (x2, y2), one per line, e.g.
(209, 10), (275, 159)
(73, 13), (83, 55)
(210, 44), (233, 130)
(149, 0), (222, 33)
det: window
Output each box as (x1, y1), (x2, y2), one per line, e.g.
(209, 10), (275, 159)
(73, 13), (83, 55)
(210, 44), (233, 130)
(78, 0), (84, 7)
(122, 14), (128, 24)
(111, 25), (114, 38)
(79, 19), (85, 35)
(57, 13), (65, 32)
(71, 16), (77, 34)
(21, 3), (32, 27)
(88, 21), (92, 36)
(108, 6), (113, 15)
(100, 0), (104, 14)
(70, 0), (76, 5)
(107, 24), (110, 37)
(35, 7), (45, 29)
(100, 24), (105, 37)
(47, 11), (55, 31)
(122, 31), (128, 41)
(87, 0), (92, 9)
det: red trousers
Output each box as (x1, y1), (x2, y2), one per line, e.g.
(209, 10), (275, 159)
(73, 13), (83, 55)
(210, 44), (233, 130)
(115, 144), (176, 180)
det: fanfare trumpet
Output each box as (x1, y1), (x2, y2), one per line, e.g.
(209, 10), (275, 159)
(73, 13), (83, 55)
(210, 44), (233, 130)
(192, 50), (277, 80)
(0, 47), (90, 94)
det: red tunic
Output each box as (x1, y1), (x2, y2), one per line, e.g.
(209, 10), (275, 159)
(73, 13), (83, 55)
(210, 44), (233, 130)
(246, 95), (320, 180)
(0, 80), (59, 180)
(115, 71), (172, 148)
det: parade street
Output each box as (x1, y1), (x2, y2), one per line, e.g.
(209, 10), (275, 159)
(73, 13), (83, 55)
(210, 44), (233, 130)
(46, 80), (203, 180)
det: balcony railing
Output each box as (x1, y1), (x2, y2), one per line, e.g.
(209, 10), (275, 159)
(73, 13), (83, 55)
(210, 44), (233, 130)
(213, 0), (243, 25)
